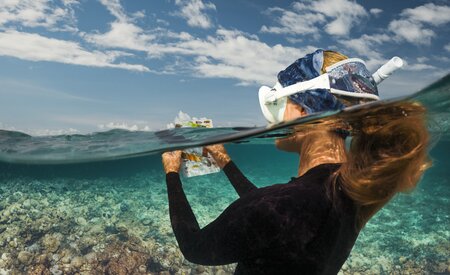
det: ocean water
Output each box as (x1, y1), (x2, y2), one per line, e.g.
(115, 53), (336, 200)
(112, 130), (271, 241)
(0, 75), (449, 274)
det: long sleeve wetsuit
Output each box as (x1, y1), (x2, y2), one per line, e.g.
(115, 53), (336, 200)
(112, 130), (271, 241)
(166, 161), (359, 275)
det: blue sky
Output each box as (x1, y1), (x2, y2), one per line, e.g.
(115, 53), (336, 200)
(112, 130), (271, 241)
(0, 0), (449, 135)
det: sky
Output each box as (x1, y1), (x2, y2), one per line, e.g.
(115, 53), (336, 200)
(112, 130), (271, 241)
(0, 0), (449, 135)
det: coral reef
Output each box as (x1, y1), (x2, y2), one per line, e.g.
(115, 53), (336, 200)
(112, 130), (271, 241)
(0, 172), (238, 274)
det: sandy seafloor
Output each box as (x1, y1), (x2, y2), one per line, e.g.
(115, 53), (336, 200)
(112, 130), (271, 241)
(0, 142), (449, 275)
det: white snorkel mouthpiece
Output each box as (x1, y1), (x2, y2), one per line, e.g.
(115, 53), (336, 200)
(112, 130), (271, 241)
(372, 57), (404, 85)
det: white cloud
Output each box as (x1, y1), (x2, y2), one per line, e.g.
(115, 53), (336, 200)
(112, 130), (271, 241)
(98, 0), (134, 23)
(310, 0), (368, 36)
(133, 10), (145, 19)
(84, 21), (155, 52)
(62, 0), (79, 6)
(403, 62), (436, 71)
(436, 55), (450, 63)
(445, 44), (450, 52)
(174, 0), (216, 29)
(416, 56), (429, 63)
(85, 4), (312, 86)
(0, 0), (152, 72)
(174, 110), (192, 124)
(0, 0), (78, 32)
(388, 19), (435, 45)
(98, 122), (150, 131)
(0, 30), (149, 72)
(369, 8), (383, 16)
(388, 3), (450, 45)
(156, 18), (170, 26)
(341, 3), (450, 65)
(260, 7), (326, 36)
(84, 0), (157, 51)
(82, 0), (313, 85)
(338, 3), (450, 64)
(157, 29), (313, 85)
(261, 0), (367, 37)
(400, 3), (450, 26)
(285, 37), (304, 44)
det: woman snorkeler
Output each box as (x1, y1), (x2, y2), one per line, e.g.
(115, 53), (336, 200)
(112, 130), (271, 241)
(161, 50), (431, 274)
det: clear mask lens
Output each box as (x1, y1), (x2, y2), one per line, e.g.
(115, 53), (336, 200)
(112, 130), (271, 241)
(327, 61), (378, 97)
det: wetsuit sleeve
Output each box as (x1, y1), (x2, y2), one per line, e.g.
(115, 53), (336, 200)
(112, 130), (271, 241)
(166, 171), (267, 265)
(166, 172), (200, 238)
(166, 172), (327, 266)
(222, 161), (257, 197)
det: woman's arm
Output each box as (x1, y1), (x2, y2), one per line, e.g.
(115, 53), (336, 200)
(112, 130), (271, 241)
(205, 144), (257, 197)
(222, 161), (257, 197)
(166, 172), (273, 265)
(166, 172), (200, 243)
(162, 151), (200, 237)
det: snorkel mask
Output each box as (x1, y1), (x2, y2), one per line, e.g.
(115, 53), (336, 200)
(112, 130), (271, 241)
(259, 49), (404, 123)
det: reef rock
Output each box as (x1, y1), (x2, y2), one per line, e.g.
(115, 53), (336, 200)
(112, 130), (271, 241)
(18, 251), (33, 265)
(71, 256), (84, 269)
(76, 217), (87, 226)
(42, 234), (61, 253)
(98, 241), (152, 274)
(28, 264), (50, 275)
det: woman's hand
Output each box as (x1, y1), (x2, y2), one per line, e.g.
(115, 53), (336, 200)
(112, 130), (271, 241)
(162, 150), (182, 174)
(204, 144), (231, 168)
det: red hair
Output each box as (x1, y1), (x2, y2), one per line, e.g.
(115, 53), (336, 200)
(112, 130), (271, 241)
(337, 102), (431, 228)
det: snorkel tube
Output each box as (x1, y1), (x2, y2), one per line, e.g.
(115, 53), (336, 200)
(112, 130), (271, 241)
(372, 57), (404, 84)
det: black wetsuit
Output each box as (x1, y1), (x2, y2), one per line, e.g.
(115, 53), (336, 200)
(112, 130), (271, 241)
(166, 161), (359, 275)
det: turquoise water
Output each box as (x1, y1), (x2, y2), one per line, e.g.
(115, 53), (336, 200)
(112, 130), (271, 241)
(0, 75), (449, 274)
